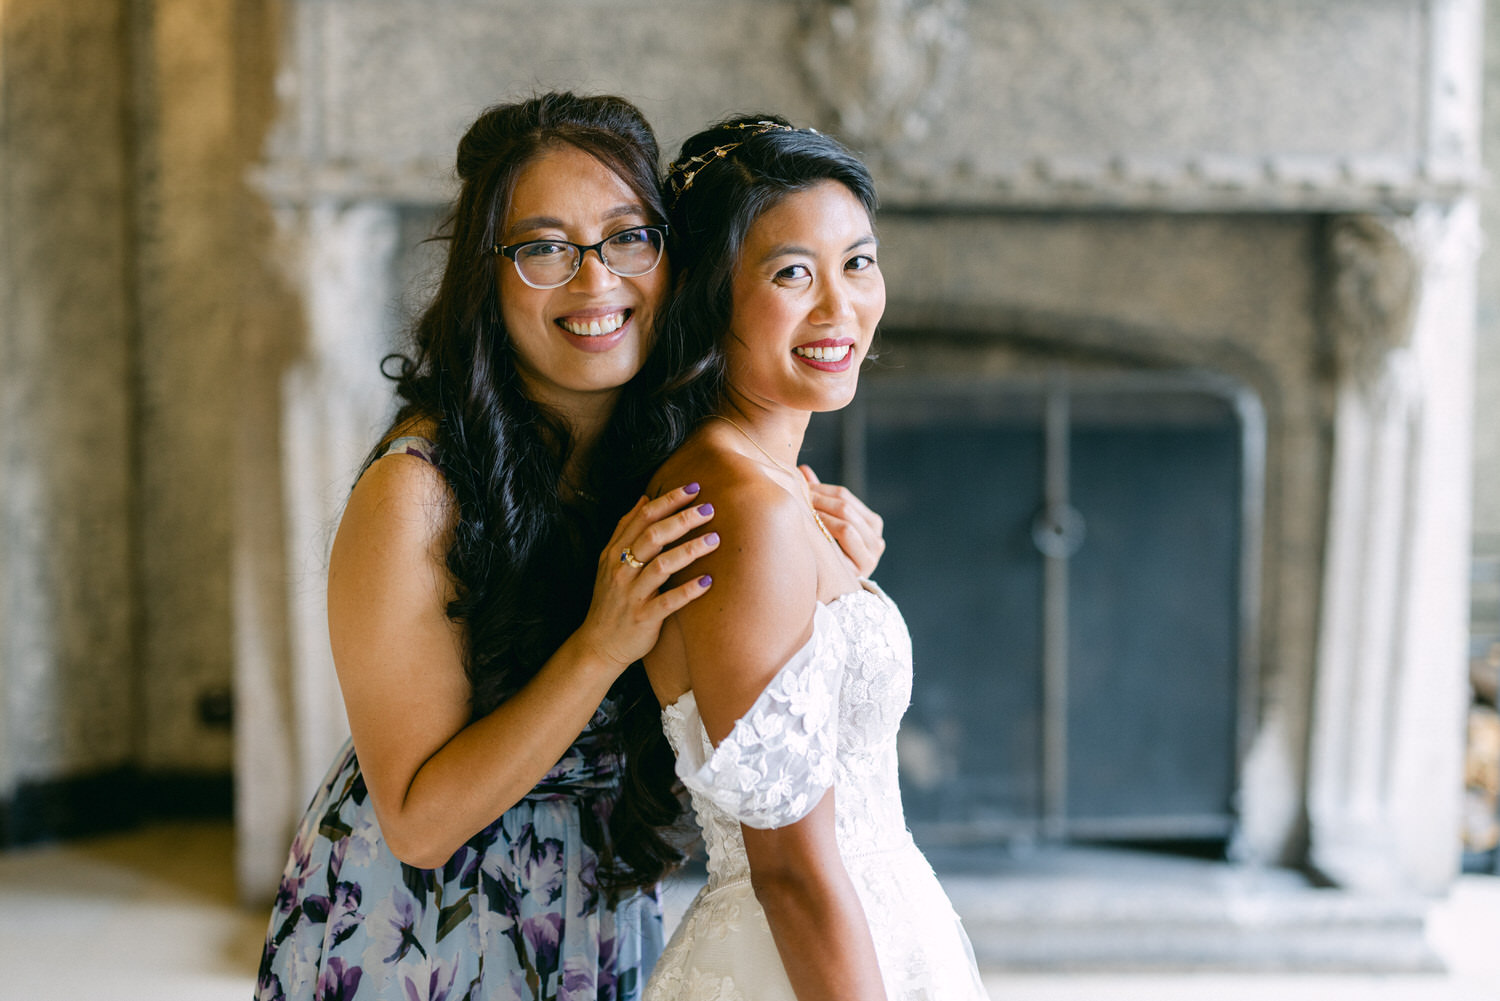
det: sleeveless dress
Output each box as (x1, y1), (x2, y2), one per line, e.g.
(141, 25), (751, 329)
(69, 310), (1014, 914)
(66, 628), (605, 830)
(645, 584), (990, 1000)
(256, 436), (663, 1001)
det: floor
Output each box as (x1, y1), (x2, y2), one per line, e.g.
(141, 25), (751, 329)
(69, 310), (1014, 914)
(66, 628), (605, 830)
(0, 820), (1496, 1000)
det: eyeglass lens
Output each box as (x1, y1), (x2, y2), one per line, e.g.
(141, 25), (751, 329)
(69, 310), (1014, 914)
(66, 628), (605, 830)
(514, 228), (663, 288)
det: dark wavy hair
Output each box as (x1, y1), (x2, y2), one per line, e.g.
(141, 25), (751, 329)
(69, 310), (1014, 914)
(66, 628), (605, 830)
(638, 114), (879, 428)
(380, 92), (685, 893)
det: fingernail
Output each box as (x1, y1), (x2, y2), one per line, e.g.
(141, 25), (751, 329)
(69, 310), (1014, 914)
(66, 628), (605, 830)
(699, 575), (712, 588)
(697, 503), (713, 516)
(684, 482), (700, 495)
(704, 532), (720, 546)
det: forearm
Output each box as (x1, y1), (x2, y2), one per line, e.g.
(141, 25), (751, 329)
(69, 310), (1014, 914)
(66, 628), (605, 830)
(752, 860), (887, 1001)
(369, 631), (620, 867)
(740, 793), (887, 1001)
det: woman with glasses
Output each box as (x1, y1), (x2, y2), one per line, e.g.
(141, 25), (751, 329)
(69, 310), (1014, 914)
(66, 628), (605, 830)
(254, 93), (886, 1001)
(639, 118), (990, 1000)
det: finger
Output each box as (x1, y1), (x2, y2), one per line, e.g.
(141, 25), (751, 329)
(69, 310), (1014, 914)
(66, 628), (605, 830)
(638, 482), (704, 525)
(808, 481), (874, 522)
(609, 483), (701, 550)
(798, 463), (822, 486)
(818, 508), (885, 577)
(627, 499), (715, 565)
(811, 488), (883, 549)
(818, 512), (870, 563)
(645, 572), (715, 618)
(640, 530), (721, 585)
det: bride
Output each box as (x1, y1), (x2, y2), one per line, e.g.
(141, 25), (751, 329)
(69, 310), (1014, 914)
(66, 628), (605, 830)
(638, 116), (991, 1000)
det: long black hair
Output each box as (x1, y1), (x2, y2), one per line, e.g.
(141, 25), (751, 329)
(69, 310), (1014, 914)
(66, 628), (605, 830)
(381, 92), (685, 893)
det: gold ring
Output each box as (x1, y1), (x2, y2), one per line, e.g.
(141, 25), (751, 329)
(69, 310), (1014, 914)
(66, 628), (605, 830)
(619, 548), (647, 570)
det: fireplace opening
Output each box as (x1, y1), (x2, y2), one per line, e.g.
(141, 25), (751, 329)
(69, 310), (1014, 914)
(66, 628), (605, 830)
(805, 350), (1264, 861)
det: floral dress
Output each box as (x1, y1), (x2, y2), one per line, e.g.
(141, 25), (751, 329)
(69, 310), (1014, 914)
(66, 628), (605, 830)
(256, 437), (663, 1001)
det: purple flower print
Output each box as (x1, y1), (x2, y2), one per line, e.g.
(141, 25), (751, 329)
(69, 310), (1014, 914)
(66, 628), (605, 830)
(560, 955), (597, 1000)
(275, 834), (321, 914)
(517, 829), (565, 905)
(368, 890), (429, 965)
(314, 957), (362, 1001)
(575, 851), (600, 916)
(399, 953), (459, 1001)
(521, 911), (562, 980)
(325, 882), (363, 948)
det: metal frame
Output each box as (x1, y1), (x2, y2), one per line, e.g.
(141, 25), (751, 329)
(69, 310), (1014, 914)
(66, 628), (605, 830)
(829, 364), (1267, 846)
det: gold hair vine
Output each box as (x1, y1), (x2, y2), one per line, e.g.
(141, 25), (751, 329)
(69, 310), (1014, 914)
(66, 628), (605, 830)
(666, 121), (796, 205)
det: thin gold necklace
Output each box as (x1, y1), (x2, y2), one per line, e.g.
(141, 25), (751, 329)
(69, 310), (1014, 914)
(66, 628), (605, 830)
(709, 414), (837, 547)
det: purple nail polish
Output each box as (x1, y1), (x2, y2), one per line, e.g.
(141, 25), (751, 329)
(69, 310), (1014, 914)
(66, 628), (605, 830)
(699, 575), (712, 587)
(705, 532), (720, 545)
(697, 503), (713, 516)
(684, 482), (701, 494)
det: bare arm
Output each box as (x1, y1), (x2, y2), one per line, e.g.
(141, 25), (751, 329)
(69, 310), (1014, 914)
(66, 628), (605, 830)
(649, 464), (885, 1000)
(329, 454), (717, 868)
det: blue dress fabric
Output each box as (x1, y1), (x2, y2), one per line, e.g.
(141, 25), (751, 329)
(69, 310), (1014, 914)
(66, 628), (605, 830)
(256, 436), (663, 1001)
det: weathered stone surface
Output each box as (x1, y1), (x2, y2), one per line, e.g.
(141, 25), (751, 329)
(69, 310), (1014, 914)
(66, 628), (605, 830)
(0, 0), (137, 793)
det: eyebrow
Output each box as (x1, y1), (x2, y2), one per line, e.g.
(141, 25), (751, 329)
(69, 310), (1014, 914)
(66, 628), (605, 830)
(504, 204), (648, 240)
(756, 234), (879, 265)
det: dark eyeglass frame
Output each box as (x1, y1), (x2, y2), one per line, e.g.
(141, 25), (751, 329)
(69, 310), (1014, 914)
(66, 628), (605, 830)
(492, 225), (669, 290)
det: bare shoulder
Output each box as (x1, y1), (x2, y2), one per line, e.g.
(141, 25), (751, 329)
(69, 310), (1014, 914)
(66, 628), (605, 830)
(656, 429), (815, 594)
(650, 430), (821, 741)
(331, 443), (458, 612)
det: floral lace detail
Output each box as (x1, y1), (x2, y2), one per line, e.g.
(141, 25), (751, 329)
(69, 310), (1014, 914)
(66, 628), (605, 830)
(648, 584), (990, 1000)
(663, 602), (846, 832)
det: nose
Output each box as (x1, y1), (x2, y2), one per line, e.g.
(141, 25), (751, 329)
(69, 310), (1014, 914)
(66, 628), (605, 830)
(812, 276), (856, 325)
(568, 246), (619, 293)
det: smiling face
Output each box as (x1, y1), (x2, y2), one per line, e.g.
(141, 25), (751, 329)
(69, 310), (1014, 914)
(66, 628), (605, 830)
(724, 180), (885, 420)
(496, 143), (668, 423)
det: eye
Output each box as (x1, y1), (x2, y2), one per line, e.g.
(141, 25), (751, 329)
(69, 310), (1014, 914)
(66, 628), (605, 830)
(608, 227), (652, 246)
(519, 241), (569, 260)
(774, 263), (811, 284)
(846, 254), (877, 272)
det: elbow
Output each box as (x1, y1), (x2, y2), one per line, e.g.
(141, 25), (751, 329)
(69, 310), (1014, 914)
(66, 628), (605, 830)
(378, 818), (460, 871)
(748, 853), (828, 915)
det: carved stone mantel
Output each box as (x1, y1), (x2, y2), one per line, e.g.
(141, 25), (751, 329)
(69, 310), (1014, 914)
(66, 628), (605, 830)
(1308, 204), (1480, 894)
(235, 0), (1485, 906)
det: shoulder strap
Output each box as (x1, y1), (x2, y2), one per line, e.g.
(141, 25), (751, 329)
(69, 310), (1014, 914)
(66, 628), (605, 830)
(381, 434), (438, 466)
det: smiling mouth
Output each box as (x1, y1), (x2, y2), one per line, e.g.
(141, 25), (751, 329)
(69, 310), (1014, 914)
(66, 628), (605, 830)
(792, 344), (852, 362)
(558, 310), (629, 337)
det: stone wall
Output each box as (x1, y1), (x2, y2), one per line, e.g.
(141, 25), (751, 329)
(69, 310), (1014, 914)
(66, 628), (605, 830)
(0, 0), (290, 837)
(1475, 1), (1500, 660)
(0, 0), (1488, 915)
(0, 0), (138, 833)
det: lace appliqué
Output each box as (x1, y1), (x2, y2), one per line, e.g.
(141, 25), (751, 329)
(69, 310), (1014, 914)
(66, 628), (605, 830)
(648, 586), (992, 1001)
(663, 603), (846, 831)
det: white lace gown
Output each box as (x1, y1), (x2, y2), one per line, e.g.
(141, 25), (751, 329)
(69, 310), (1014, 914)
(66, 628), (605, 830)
(646, 583), (990, 1000)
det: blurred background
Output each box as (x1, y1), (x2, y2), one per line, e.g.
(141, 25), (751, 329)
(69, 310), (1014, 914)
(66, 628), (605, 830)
(1, 0), (1498, 993)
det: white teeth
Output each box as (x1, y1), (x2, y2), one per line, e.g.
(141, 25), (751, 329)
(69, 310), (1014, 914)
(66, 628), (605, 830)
(560, 311), (626, 337)
(794, 344), (851, 362)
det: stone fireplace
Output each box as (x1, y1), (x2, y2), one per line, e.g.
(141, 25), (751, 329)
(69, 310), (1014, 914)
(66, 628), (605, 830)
(238, 0), (1482, 927)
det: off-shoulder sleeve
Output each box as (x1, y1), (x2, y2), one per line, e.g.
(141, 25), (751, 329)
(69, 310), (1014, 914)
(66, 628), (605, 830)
(673, 602), (847, 830)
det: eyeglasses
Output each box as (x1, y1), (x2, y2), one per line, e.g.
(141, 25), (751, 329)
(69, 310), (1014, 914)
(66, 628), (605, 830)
(493, 225), (668, 290)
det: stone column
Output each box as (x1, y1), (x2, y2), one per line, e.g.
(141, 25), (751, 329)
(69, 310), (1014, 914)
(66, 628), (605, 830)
(0, 0), (137, 825)
(234, 198), (401, 900)
(1308, 204), (1480, 894)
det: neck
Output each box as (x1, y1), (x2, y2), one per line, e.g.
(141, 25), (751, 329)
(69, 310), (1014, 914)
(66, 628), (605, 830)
(718, 396), (811, 473)
(517, 379), (619, 483)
